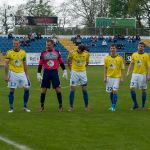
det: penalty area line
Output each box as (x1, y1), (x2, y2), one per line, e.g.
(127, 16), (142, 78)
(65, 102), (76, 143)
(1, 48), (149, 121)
(0, 135), (32, 150)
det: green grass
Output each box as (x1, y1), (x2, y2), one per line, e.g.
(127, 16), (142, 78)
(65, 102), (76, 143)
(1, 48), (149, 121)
(0, 66), (150, 150)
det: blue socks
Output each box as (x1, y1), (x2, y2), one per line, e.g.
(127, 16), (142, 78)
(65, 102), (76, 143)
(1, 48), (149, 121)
(142, 92), (146, 108)
(8, 91), (14, 109)
(112, 93), (117, 109)
(82, 91), (88, 108)
(69, 91), (75, 108)
(24, 90), (29, 108)
(40, 93), (46, 107)
(130, 91), (138, 107)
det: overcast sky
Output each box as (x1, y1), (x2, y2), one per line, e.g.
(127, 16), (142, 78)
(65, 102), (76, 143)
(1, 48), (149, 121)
(0, 0), (64, 7)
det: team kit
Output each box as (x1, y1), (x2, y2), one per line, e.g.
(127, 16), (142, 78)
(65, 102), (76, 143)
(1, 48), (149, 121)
(4, 39), (150, 113)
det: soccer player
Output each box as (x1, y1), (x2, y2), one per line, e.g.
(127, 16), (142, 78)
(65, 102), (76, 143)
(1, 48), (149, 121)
(104, 44), (124, 112)
(68, 44), (89, 111)
(37, 39), (68, 112)
(127, 42), (150, 109)
(5, 39), (31, 113)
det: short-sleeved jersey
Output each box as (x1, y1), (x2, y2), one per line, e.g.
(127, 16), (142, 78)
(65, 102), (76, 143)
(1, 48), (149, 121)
(5, 49), (26, 73)
(104, 55), (124, 78)
(68, 50), (89, 72)
(39, 49), (63, 70)
(131, 52), (150, 74)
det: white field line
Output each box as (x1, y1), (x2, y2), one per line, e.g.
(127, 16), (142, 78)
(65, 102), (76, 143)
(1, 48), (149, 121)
(0, 135), (32, 150)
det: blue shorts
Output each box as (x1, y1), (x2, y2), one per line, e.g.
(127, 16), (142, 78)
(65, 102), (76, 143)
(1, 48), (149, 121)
(41, 69), (60, 89)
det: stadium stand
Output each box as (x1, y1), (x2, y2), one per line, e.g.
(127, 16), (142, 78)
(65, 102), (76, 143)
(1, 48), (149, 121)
(0, 36), (69, 62)
(0, 35), (149, 62)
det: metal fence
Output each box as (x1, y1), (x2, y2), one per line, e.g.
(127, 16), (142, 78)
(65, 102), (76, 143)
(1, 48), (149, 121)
(1, 26), (150, 36)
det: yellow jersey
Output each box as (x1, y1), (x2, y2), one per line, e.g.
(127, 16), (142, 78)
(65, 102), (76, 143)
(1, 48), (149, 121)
(131, 52), (150, 74)
(5, 49), (26, 73)
(68, 50), (89, 72)
(104, 55), (124, 78)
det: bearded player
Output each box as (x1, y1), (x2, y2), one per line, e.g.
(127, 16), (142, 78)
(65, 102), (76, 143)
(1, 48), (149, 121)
(127, 42), (150, 110)
(68, 44), (89, 111)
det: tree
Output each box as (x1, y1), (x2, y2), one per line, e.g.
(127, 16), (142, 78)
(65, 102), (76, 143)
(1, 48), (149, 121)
(108, 0), (128, 18)
(56, 2), (72, 28)
(67, 0), (108, 27)
(26, 0), (54, 16)
(128, 0), (150, 28)
(0, 4), (15, 34)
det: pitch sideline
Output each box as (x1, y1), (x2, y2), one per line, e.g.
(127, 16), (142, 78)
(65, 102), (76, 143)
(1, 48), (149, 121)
(0, 135), (32, 150)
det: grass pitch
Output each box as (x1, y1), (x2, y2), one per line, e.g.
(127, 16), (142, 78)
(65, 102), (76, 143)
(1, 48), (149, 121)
(0, 66), (150, 150)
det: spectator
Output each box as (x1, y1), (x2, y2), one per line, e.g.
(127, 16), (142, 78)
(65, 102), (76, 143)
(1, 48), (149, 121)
(102, 40), (107, 47)
(75, 35), (81, 46)
(136, 34), (141, 40)
(128, 36), (132, 43)
(8, 33), (13, 39)
(21, 36), (30, 46)
(30, 32), (36, 41)
(91, 36), (97, 47)
(98, 33), (104, 40)
(36, 32), (42, 40)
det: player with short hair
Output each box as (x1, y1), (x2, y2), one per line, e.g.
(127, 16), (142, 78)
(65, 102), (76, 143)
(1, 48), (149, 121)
(127, 42), (150, 109)
(68, 44), (90, 111)
(5, 39), (31, 113)
(37, 39), (68, 112)
(104, 44), (124, 112)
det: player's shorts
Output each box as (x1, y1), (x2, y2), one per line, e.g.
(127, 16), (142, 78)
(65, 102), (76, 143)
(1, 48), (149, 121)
(106, 77), (120, 93)
(8, 70), (30, 89)
(70, 70), (87, 86)
(41, 69), (60, 89)
(130, 73), (147, 89)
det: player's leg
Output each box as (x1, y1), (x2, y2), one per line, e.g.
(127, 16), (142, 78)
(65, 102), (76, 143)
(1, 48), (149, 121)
(141, 89), (146, 109)
(106, 77), (113, 109)
(23, 88), (30, 112)
(130, 74), (138, 109)
(7, 71), (17, 112)
(110, 92), (113, 104)
(80, 71), (88, 111)
(81, 85), (89, 111)
(111, 78), (120, 111)
(40, 88), (47, 112)
(55, 87), (63, 112)
(69, 86), (76, 111)
(21, 73), (31, 112)
(139, 74), (147, 109)
(52, 70), (63, 111)
(8, 88), (15, 113)
(40, 70), (50, 111)
(69, 70), (78, 111)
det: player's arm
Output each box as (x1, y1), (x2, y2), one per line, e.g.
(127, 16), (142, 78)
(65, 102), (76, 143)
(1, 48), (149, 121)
(4, 58), (9, 82)
(37, 52), (44, 82)
(67, 52), (73, 71)
(23, 61), (28, 78)
(4, 51), (10, 82)
(58, 51), (68, 79)
(104, 57), (107, 82)
(104, 64), (107, 82)
(22, 53), (29, 79)
(127, 61), (134, 76)
(58, 54), (66, 71)
(127, 55), (134, 76)
(147, 66), (150, 80)
(147, 55), (150, 80)
(86, 52), (89, 67)
(121, 58), (125, 81)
